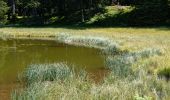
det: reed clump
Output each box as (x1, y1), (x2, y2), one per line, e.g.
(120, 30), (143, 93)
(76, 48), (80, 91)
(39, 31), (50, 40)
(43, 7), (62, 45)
(20, 63), (75, 85)
(12, 63), (91, 100)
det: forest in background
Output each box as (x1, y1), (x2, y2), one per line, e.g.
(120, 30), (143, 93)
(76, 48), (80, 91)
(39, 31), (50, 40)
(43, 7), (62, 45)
(0, 0), (170, 26)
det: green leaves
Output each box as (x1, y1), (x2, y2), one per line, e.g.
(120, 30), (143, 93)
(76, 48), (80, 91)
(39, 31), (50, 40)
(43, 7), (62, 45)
(0, 0), (9, 24)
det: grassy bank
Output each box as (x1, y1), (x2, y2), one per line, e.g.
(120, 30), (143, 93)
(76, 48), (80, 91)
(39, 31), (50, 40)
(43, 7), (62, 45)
(0, 26), (170, 54)
(0, 27), (170, 99)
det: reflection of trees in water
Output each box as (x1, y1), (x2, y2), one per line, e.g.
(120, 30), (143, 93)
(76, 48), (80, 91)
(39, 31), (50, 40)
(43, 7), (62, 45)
(0, 40), (17, 69)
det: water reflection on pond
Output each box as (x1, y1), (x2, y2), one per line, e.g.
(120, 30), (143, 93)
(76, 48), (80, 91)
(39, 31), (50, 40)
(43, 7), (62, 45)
(0, 39), (106, 99)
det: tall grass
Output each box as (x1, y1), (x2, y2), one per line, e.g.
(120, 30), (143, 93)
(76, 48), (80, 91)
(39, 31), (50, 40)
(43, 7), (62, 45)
(19, 63), (76, 85)
(101, 69), (170, 100)
(12, 63), (90, 100)
(12, 62), (170, 100)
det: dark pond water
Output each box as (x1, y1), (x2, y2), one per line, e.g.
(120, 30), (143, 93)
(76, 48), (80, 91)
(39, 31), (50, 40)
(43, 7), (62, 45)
(0, 39), (106, 100)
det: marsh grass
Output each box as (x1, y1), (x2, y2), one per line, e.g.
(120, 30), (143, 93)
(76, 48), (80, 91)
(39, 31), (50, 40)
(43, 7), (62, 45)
(12, 62), (170, 100)
(18, 63), (78, 85)
(102, 70), (170, 100)
(6, 29), (170, 100)
(56, 33), (115, 49)
(56, 33), (123, 56)
(12, 63), (91, 100)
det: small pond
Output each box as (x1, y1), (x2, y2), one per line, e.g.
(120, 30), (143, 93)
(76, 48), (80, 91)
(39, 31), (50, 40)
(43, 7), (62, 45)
(0, 39), (106, 100)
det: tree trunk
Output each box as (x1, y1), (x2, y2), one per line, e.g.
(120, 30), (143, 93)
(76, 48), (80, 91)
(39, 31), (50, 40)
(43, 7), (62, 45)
(7, 0), (15, 20)
(81, 9), (85, 22)
(12, 0), (15, 15)
(81, 0), (85, 22)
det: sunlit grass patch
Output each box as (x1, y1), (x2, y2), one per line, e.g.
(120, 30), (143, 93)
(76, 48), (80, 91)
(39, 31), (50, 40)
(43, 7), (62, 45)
(56, 33), (114, 48)
(12, 79), (93, 100)
(103, 69), (170, 100)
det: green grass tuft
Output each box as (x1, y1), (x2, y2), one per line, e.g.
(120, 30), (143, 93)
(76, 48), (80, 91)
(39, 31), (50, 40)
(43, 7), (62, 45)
(20, 63), (74, 85)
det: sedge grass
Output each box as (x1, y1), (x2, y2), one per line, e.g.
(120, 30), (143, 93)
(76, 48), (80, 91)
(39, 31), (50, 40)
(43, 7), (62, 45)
(12, 62), (170, 100)
(19, 63), (75, 85)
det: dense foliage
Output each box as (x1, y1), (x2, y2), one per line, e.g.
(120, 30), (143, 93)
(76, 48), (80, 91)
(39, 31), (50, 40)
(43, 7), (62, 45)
(0, 0), (8, 24)
(1, 0), (170, 26)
